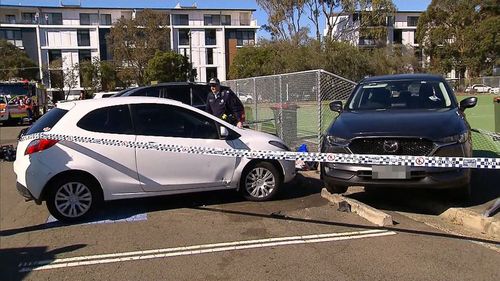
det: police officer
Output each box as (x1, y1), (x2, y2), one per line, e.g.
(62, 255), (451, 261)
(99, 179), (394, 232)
(206, 78), (245, 128)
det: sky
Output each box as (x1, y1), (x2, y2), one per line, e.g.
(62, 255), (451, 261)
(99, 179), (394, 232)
(1, 0), (432, 38)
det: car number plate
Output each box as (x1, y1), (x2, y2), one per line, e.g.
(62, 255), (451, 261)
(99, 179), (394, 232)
(372, 165), (409, 179)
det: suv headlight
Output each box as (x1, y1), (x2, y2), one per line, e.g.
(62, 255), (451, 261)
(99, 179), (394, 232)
(437, 132), (468, 144)
(326, 135), (349, 146)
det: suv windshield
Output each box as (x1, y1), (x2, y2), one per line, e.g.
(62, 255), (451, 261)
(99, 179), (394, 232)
(347, 80), (454, 110)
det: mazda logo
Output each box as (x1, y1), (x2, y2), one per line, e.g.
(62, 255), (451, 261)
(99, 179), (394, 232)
(383, 140), (399, 153)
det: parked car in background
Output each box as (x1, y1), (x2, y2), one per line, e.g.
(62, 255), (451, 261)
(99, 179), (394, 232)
(237, 92), (254, 104)
(0, 95), (30, 125)
(93, 91), (118, 99)
(113, 82), (231, 110)
(489, 87), (500, 94)
(465, 84), (492, 93)
(14, 97), (295, 222)
(321, 74), (477, 198)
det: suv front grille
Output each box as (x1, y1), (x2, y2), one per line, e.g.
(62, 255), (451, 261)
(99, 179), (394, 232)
(349, 138), (434, 156)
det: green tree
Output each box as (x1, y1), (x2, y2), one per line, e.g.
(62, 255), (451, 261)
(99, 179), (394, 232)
(257, 0), (308, 41)
(79, 58), (100, 95)
(364, 45), (421, 76)
(145, 51), (196, 83)
(228, 44), (277, 79)
(416, 0), (499, 78)
(107, 9), (170, 86)
(317, 0), (395, 43)
(64, 61), (79, 99)
(99, 61), (118, 91)
(0, 39), (38, 81)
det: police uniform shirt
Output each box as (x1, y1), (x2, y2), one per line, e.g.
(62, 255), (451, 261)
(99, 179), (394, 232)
(206, 89), (244, 123)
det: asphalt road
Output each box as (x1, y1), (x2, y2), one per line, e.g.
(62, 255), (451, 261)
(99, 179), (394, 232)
(1, 125), (499, 281)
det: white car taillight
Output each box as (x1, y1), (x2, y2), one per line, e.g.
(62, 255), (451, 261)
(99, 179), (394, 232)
(25, 139), (59, 155)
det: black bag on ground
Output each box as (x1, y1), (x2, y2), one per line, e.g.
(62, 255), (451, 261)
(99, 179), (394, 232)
(1, 145), (16, 161)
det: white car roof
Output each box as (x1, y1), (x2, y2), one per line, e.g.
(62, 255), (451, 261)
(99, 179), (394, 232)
(54, 97), (222, 130)
(62, 96), (185, 109)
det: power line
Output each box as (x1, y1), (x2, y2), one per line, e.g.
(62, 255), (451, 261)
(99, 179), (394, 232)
(0, 66), (40, 71)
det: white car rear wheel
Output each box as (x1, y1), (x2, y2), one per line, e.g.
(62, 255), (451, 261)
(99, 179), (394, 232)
(47, 175), (102, 222)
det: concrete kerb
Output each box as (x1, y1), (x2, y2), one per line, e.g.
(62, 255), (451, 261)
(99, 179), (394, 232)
(440, 207), (500, 239)
(321, 188), (394, 227)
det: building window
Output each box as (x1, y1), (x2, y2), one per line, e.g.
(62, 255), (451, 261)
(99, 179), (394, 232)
(393, 29), (403, 44)
(221, 15), (231, 25)
(0, 29), (23, 47)
(407, 16), (419, 27)
(49, 70), (64, 89)
(78, 50), (92, 63)
(48, 50), (62, 67)
(22, 13), (37, 24)
(206, 67), (217, 82)
(79, 50), (92, 84)
(178, 29), (190, 45)
(204, 14), (231, 26)
(239, 12), (250, 25)
(6, 15), (16, 24)
(100, 14), (112, 25)
(353, 13), (361, 22)
(206, 48), (213, 65)
(179, 47), (189, 59)
(77, 30), (91, 46)
(44, 13), (62, 25)
(204, 15), (220, 26)
(80, 13), (99, 25)
(237, 31), (255, 46)
(173, 14), (189, 25)
(205, 29), (216, 45)
(387, 16), (394, 27)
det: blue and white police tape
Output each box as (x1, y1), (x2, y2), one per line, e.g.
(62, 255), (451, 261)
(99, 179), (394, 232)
(20, 133), (500, 169)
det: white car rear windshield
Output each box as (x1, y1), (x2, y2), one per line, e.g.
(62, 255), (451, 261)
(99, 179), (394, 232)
(25, 108), (68, 135)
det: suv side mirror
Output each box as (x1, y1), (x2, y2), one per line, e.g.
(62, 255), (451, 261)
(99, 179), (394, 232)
(220, 126), (229, 139)
(329, 101), (343, 112)
(459, 97), (477, 111)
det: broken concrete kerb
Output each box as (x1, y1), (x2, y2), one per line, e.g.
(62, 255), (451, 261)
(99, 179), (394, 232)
(321, 188), (393, 227)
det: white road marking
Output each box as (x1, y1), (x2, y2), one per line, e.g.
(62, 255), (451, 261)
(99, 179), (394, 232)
(19, 229), (396, 272)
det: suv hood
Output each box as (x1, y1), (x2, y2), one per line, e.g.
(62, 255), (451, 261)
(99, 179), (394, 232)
(328, 108), (468, 140)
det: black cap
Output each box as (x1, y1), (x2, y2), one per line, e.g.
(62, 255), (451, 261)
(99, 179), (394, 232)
(209, 78), (220, 85)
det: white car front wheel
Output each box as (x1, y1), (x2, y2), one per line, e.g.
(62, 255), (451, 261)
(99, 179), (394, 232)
(241, 162), (282, 201)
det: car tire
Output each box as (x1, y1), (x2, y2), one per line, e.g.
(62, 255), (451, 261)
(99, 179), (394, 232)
(324, 182), (348, 194)
(46, 175), (103, 222)
(240, 162), (282, 201)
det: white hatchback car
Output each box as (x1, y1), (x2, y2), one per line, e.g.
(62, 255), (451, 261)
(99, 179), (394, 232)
(14, 97), (296, 222)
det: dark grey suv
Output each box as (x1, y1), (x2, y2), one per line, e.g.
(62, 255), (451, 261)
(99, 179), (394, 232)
(320, 74), (477, 197)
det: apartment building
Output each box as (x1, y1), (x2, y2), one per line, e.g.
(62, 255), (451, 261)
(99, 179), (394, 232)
(324, 10), (421, 48)
(0, 3), (258, 96)
(324, 11), (446, 76)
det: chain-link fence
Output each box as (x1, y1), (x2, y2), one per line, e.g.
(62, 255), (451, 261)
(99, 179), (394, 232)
(225, 70), (499, 156)
(478, 76), (500, 88)
(224, 70), (356, 151)
(449, 76), (500, 92)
